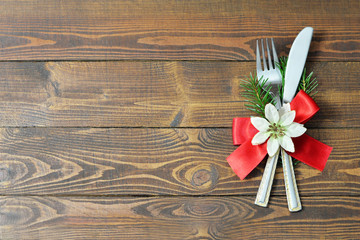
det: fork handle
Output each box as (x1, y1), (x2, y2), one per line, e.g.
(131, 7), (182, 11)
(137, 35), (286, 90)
(281, 149), (302, 212)
(255, 150), (279, 207)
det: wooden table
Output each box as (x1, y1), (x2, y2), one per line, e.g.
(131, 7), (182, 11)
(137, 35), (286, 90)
(0, 1), (358, 239)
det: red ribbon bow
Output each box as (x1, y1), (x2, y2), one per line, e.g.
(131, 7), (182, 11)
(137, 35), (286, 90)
(227, 90), (333, 180)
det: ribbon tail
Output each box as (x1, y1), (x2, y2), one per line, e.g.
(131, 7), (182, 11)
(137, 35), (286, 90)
(289, 134), (333, 171)
(227, 139), (268, 180)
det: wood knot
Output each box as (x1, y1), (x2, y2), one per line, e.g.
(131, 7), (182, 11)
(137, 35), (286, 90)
(192, 169), (211, 186)
(0, 160), (28, 186)
(190, 165), (218, 191)
(173, 161), (220, 192)
(0, 168), (10, 182)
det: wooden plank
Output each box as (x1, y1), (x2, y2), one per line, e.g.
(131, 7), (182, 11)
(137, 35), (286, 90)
(0, 127), (357, 196)
(0, 61), (358, 127)
(0, 0), (358, 60)
(0, 196), (358, 239)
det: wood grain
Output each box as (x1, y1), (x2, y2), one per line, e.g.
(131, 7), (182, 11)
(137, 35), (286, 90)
(0, 127), (357, 196)
(0, 0), (357, 239)
(0, 196), (358, 239)
(0, 61), (358, 127)
(0, 0), (358, 60)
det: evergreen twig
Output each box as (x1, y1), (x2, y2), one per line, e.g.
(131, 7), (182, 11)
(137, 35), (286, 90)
(299, 69), (318, 97)
(276, 56), (287, 102)
(240, 73), (275, 118)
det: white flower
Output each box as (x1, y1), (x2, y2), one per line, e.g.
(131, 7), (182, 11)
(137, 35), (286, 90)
(251, 103), (307, 157)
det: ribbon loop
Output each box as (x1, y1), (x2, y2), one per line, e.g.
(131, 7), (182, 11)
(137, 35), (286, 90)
(290, 90), (320, 124)
(232, 118), (257, 145)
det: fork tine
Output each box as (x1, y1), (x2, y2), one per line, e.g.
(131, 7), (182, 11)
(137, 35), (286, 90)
(261, 39), (268, 71)
(256, 40), (262, 72)
(266, 39), (274, 69)
(271, 38), (279, 65)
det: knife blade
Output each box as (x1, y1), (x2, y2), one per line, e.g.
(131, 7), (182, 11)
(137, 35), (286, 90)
(283, 27), (313, 212)
(283, 27), (313, 103)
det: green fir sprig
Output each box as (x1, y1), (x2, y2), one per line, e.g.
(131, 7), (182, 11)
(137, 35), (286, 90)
(299, 70), (318, 97)
(241, 56), (318, 117)
(276, 56), (287, 101)
(240, 73), (275, 118)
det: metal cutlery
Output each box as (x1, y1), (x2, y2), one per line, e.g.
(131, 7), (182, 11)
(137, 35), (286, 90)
(254, 38), (282, 207)
(282, 27), (313, 212)
(254, 27), (313, 212)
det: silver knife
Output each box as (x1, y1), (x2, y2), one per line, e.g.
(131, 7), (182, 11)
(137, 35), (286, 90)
(283, 27), (313, 212)
(283, 27), (313, 103)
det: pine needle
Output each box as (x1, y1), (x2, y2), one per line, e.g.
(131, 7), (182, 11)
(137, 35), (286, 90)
(276, 56), (287, 102)
(299, 69), (318, 97)
(239, 73), (275, 117)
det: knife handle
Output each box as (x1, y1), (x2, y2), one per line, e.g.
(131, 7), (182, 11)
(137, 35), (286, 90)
(255, 150), (279, 207)
(281, 148), (302, 212)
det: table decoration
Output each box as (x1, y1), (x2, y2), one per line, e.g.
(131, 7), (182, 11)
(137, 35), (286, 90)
(227, 54), (333, 211)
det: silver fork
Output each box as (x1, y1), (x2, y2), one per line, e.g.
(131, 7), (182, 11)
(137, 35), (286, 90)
(254, 38), (282, 207)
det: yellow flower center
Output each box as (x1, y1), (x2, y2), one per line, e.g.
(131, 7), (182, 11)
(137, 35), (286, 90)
(267, 123), (286, 139)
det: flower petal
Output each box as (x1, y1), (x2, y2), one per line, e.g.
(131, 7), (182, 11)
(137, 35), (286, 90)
(278, 103), (291, 117)
(250, 117), (270, 132)
(251, 131), (270, 145)
(279, 135), (295, 152)
(279, 110), (296, 126)
(265, 103), (279, 123)
(285, 122), (307, 138)
(267, 137), (280, 157)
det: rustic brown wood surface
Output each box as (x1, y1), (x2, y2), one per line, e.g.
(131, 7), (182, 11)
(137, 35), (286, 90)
(0, 128), (357, 196)
(0, 0), (359, 239)
(0, 61), (358, 128)
(0, 196), (358, 240)
(0, 0), (358, 61)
